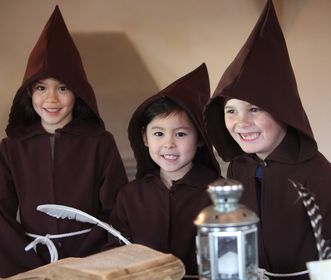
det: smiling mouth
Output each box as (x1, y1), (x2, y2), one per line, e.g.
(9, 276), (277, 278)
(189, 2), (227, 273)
(162, 154), (179, 160)
(44, 108), (61, 113)
(239, 132), (260, 141)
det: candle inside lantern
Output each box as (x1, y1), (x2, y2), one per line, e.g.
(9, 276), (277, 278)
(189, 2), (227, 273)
(218, 251), (239, 275)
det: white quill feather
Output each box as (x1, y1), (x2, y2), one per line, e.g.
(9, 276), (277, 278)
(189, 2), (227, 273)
(37, 204), (131, 245)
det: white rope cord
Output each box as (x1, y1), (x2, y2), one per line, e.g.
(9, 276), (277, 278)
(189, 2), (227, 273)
(183, 268), (309, 279)
(25, 228), (92, 263)
(259, 268), (309, 278)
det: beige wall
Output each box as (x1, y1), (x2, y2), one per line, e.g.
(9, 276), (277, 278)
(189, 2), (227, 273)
(1, 0), (330, 169)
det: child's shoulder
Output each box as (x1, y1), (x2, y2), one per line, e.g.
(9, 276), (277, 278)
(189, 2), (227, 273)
(117, 179), (143, 199)
(120, 174), (161, 193)
(82, 126), (116, 144)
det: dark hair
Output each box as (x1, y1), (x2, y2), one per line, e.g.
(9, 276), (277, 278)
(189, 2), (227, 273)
(140, 97), (184, 133)
(20, 89), (40, 124)
(139, 96), (211, 171)
(140, 96), (203, 145)
(73, 97), (99, 122)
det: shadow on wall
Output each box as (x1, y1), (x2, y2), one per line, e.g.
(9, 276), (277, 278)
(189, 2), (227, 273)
(0, 106), (10, 139)
(72, 32), (159, 180)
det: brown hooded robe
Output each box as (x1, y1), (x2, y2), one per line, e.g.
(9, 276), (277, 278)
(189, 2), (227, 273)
(205, 1), (331, 279)
(0, 6), (128, 277)
(108, 64), (220, 276)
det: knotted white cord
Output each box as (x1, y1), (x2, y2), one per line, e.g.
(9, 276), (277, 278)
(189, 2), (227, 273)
(25, 228), (92, 263)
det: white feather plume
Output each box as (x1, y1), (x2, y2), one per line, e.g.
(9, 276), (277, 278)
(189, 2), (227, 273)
(37, 204), (131, 245)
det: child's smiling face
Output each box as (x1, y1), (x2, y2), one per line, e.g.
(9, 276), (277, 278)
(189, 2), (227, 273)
(32, 77), (75, 133)
(224, 98), (287, 160)
(143, 110), (199, 187)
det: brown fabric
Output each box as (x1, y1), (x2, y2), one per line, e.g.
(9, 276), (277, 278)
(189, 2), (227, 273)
(227, 129), (331, 279)
(0, 123), (128, 277)
(0, 6), (128, 277)
(204, 0), (316, 162)
(107, 64), (221, 276)
(109, 163), (218, 275)
(129, 63), (220, 178)
(204, 1), (331, 278)
(6, 5), (103, 138)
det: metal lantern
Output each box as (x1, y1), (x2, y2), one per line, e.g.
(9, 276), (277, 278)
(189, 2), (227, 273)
(194, 178), (259, 280)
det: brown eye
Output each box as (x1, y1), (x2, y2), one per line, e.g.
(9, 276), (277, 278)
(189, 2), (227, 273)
(224, 108), (235, 114)
(153, 132), (163, 137)
(59, 86), (68, 92)
(34, 85), (46, 92)
(250, 107), (261, 112)
(176, 132), (187, 137)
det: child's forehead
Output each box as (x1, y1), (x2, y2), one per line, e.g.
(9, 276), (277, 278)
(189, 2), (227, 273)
(153, 110), (190, 122)
(149, 110), (195, 127)
(224, 98), (256, 107)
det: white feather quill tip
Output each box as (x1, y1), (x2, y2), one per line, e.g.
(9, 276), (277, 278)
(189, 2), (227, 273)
(37, 204), (131, 245)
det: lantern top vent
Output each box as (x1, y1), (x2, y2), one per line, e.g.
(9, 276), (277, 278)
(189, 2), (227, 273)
(194, 178), (259, 227)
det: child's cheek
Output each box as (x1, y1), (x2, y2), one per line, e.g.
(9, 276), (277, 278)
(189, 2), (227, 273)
(224, 117), (234, 131)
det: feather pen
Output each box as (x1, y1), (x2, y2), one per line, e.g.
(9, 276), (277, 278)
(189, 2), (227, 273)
(290, 179), (331, 260)
(37, 204), (131, 245)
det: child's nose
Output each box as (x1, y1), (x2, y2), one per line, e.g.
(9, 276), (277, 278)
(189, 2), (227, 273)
(237, 113), (252, 127)
(163, 136), (175, 148)
(46, 88), (58, 101)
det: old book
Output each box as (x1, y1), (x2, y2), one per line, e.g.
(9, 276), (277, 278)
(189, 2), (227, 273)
(7, 258), (75, 280)
(6, 244), (185, 280)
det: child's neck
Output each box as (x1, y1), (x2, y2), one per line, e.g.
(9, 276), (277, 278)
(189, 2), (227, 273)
(160, 176), (173, 189)
(159, 163), (193, 189)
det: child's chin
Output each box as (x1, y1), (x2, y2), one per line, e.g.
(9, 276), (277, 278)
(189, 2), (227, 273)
(238, 145), (258, 154)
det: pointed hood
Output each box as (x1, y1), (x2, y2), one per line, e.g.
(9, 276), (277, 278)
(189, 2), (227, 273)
(128, 63), (220, 179)
(6, 6), (103, 137)
(205, 0), (316, 162)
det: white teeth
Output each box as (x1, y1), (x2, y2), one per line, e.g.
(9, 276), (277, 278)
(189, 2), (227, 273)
(240, 132), (259, 140)
(45, 108), (60, 112)
(163, 154), (178, 160)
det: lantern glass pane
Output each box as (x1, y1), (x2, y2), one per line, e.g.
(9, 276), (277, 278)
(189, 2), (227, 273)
(196, 232), (211, 277)
(213, 233), (240, 279)
(245, 229), (258, 279)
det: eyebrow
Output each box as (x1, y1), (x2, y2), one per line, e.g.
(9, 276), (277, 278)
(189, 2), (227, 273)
(224, 105), (234, 109)
(150, 126), (165, 130)
(150, 126), (192, 131)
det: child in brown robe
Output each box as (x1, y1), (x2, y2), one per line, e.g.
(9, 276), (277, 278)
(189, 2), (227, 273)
(0, 6), (128, 277)
(204, 1), (331, 279)
(107, 63), (221, 277)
